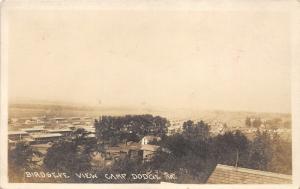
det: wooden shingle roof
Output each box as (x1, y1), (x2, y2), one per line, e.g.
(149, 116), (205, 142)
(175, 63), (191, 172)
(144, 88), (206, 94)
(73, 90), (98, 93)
(207, 164), (292, 184)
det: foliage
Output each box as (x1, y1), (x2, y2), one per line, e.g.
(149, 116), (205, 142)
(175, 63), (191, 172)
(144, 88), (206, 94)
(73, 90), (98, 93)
(212, 130), (291, 174)
(43, 129), (95, 176)
(252, 118), (262, 128)
(245, 117), (251, 127)
(246, 130), (273, 171)
(268, 133), (292, 174)
(8, 142), (42, 182)
(212, 131), (250, 167)
(95, 115), (168, 146)
(149, 120), (216, 183)
(182, 120), (210, 140)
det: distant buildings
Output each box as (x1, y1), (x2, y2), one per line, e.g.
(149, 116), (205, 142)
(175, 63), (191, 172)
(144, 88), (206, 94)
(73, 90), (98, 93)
(31, 133), (62, 144)
(166, 116), (291, 140)
(8, 131), (32, 149)
(8, 115), (96, 147)
(51, 117), (68, 125)
(8, 130), (30, 141)
(8, 114), (291, 170)
(47, 128), (73, 137)
(21, 126), (46, 134)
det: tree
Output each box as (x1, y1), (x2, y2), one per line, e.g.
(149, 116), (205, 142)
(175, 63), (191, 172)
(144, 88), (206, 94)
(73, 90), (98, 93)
(95, 116), (122, 146)
(182, 120), (194, 131)
(94, 115), (168, 146)
(212, 131), (250, 167)
(149, 120), (216, 183)
(247, 131), (273, 171)
(252, 118), (262, 128)
(43, 128), (94, 180)
(182, 120), (210, 141)
(212, 129), (292, 174)
(245, 117), (251, 127)
(267, 118), (283, 130)
(268, 133), (292, 174)
(8, 142), (41, 182)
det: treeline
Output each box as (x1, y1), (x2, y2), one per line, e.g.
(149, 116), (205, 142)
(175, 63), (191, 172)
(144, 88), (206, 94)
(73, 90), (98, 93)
(212, 130), (291, 174)
(148, 120), (291, 183)
(8, 115), (292, 183)
(245, 117), (291, 129)
(95, 115), (168, 145)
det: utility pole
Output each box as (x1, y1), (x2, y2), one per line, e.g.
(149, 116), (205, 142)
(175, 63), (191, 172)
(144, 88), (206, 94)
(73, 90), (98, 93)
(235, 149), (239, 168)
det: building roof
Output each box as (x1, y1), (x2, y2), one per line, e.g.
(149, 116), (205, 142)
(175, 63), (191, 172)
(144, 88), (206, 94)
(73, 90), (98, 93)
(8, 139), (17, 144)
(106, 142), (142, 153)
(52, 117), (66, 120)
(72, 122), (82, 125)
(142, 135), (161, 141)
(106, 147), (129, 153)
(141, 144), (160, 152)
(83, 117), (92, 119)
(32, 133), (62, 138)
(8, 131), (28, 135)
(47, 128), (72, 132)
(31, 143), (52, 154)
(85, 127), (95, 131)
(70, 117), (81, 119)
(87, 133), (96, 138)
(207, 164), (292, 184)
(22, 128), (45, 132)
(23, 138), (35, 142)
(120, 142), (141, 149)
(31, 143), (53, 148)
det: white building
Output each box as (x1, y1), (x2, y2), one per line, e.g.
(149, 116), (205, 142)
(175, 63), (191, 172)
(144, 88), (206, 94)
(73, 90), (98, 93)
(141, 136), (161, 145)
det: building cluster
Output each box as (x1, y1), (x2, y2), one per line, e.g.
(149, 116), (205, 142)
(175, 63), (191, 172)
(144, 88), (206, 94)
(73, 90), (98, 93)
(95, 135), (162, 166)
(167, 118), (229, 136)
(167, 117), (291, 140)
(8, 116), (96, 149)
(8, 114), (291, 168)
(8, 115), (163, 165)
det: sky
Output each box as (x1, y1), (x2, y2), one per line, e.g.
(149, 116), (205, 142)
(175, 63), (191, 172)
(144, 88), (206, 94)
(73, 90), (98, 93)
(6, 10), (291, 113)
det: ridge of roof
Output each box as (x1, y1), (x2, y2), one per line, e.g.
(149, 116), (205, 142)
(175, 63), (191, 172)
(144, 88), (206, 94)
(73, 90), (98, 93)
(215, 164), (292, 180)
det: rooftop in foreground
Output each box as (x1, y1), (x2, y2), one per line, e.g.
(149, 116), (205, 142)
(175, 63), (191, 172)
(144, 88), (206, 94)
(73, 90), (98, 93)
(207, 164), (292, 184)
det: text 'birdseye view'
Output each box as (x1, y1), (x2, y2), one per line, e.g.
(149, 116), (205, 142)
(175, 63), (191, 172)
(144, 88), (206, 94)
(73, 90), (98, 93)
(3, 6), (293, 184)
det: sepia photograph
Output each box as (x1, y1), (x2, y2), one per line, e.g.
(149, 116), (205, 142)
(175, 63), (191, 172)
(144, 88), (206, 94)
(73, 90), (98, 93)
(1, 0), (300, 188)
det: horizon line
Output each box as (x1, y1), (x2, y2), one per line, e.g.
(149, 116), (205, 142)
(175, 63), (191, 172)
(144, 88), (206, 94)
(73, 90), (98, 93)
(8, 99), (292, 115)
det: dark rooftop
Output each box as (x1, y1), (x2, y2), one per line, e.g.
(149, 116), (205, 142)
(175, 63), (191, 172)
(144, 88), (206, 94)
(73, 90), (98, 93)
(207, 164), (292, 184)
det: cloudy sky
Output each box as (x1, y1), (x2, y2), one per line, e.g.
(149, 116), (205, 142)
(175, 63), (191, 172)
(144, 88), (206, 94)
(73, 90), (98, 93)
(7, 9), (291, 113)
